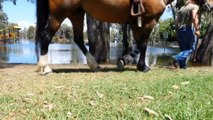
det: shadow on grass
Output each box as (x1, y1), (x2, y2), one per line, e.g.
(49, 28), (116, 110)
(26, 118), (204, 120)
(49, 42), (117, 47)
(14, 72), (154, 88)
(53, 67), (136, 73)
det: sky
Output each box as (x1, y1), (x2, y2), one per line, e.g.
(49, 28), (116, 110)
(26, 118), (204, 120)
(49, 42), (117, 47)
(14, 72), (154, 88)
(3, 0), (36, 30)
(2, 1), (172, 30)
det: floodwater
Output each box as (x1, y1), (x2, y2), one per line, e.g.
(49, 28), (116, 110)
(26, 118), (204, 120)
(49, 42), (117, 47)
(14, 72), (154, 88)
(0, 40), (179, 66)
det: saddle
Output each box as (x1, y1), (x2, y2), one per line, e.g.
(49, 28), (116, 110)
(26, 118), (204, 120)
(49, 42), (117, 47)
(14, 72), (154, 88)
(131, 0), (145, 27)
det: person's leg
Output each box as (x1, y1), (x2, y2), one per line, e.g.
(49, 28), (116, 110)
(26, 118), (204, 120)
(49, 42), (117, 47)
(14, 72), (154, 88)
(173, 49), (193, 68)
(173, 27), (195, 68)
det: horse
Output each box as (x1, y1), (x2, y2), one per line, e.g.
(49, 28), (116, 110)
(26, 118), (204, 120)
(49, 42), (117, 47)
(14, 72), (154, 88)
(36, 0), (191, 74)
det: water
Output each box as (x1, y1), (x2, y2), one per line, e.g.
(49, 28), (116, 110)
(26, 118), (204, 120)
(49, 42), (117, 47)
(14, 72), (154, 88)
(0, 40), (179, 66)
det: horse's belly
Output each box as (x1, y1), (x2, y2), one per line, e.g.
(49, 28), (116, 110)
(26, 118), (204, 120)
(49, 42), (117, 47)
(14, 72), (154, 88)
(82, 0), (130, 23)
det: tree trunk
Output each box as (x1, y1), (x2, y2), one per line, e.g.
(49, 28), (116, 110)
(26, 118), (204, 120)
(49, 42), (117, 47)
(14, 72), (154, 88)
(196, 21), (213, 64)
(122, 24), (132, 55)
(86, 14), (110, 63)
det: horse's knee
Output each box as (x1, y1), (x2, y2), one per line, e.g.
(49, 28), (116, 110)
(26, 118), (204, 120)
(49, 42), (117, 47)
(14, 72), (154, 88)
(40, 31), (52, 54)
(86, 52), (101, 72)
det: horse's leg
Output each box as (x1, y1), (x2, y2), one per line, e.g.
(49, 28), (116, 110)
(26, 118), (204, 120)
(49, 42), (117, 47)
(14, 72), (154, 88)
(69, 10), (100, 71)
(132, 28), (149, 72)
(132, 21), (156, 72)
(37, 16), (63, 75)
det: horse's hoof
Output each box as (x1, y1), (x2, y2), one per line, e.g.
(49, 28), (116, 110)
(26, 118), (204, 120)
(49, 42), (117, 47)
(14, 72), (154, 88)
(41, 70), (53, 76)
(143, 67), (151, 73)
(37, 65), (53, 75)
(91, 65), (101, 72)
(117, 59), (125, 69)
(137, 66), (151, 73)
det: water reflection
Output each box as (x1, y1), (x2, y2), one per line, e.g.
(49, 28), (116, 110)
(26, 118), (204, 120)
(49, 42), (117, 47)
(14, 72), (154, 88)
(0, 40), (37, 63)
(0, 40), (179, 66)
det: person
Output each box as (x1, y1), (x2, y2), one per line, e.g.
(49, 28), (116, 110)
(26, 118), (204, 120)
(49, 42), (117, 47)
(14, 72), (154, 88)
(173, 0), (200, 69)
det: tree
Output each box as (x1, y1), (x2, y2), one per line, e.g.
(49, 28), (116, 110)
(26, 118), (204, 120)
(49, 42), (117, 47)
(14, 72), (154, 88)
(195, 9), (213, 64)
(86, 14), (110, 63)
(122, 24), (131, 55)
(27, 25), (35, 39)
(0, 10), (8, 29)
(0, 0), (34, 29)
(21, 27), (27, 39)
(158, 18), (176, 42)
(52, 23), (72, 43)
(1, 0), (35, 5)
(60, 23), (72, 40)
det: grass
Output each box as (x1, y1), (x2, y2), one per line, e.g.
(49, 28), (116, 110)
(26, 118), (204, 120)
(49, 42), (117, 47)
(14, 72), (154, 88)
(0, 64), (213, 119)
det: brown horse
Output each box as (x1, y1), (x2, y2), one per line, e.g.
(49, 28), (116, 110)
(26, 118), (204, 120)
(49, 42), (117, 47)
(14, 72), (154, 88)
(35, 0), (175, 74)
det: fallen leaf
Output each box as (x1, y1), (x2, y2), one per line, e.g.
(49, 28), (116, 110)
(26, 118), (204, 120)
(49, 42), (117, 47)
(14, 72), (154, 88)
(22, 97), (31, 103)
(54, 85), (65, 89)
(89, 101), (96, 106)
(44, 101), (48, 104)
(143, 95), (154, 100)
(165, 114), (173, 120)
(181, 81), (190, 85)
(67, 111), (72, 118)
(168, 91), (173, 95)
(137, 97), (144, 101)
(138, 95), (154, 101)
(27, 92), (34, 97)
(43, 101), (54, 111)
(172, 85), (180, 90)
(95, 91), (104, 99)
(144, 107), (159, 116)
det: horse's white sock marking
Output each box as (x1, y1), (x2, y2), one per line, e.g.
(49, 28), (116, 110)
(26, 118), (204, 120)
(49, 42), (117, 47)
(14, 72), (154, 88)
(37, 54), (52, 74)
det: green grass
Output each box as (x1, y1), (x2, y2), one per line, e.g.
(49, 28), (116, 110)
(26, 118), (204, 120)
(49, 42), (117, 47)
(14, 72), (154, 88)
(0, 65), (213, 119)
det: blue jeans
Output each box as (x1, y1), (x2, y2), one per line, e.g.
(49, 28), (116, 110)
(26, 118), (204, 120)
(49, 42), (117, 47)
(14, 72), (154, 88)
(174, 27), (197, 68)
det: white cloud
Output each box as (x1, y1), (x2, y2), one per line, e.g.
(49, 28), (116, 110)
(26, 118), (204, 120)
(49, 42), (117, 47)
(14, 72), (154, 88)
(17, 20), (35, 30)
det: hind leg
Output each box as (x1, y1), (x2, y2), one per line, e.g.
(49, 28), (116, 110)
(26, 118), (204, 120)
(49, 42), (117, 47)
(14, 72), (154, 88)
(117, 27), (150, 72)
(69, 9), (100, 71)
(37, 16), (63, 75)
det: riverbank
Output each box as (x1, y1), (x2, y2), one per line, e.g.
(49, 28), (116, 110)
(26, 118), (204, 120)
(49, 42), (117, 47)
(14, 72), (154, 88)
(0, 64), (212, 119)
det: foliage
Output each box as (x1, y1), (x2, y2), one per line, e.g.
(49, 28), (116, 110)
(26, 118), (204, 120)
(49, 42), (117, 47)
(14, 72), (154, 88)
(7, 22), (18, 28)
(199, 11), (213, 38)
(27, 26), (35, 39)
(53, 23), (73, 43)
(0, 11), (7, 29)
(60, 23), (72, 40)
(158, 18), (176, 42)
(110, 24), (123, 42)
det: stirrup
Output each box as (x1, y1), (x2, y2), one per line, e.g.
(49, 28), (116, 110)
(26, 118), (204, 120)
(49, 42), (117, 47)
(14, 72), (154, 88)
(130, 0), (145, 27)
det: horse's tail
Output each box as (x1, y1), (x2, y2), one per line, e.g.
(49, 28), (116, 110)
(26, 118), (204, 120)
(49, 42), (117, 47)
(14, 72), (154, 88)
(35, 0), (50, 61)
